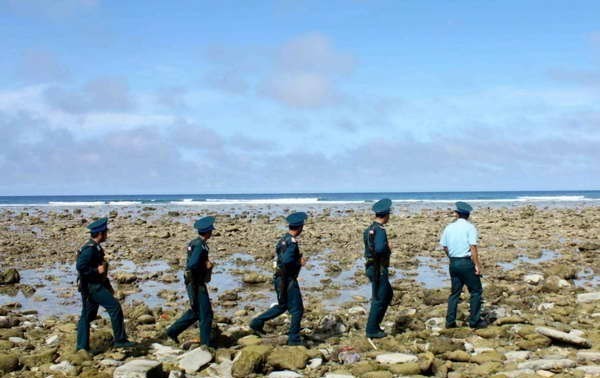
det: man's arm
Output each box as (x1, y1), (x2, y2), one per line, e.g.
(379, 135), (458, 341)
(186, 244), (206, 270)
(443, 246), (449, 257)
(281, 242), (302, 270)
(373, 228), (388, 255)
(470, 245), (482, 275)
(76, 247), (101, 278)
(468, 225), (481, 275)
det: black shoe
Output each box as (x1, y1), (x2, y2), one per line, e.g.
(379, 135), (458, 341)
(113, 340), (136, 348)
(366, 330), (387, 339)
(470, 320), (488, 329)
(446, 322), (457, 329)
(287, 339), (303, 346)
(249, 323), (266, 336)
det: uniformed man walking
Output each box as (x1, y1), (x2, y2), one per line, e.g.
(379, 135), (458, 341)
(249, 212), (308, 346)
(76, 218), (134, 351)
(440, 202), (487, 329)
(165, 216), (215, 346)
(364, 199), (394, 338)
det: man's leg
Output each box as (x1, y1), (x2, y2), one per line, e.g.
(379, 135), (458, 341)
(92, 286), (128, 343)
(286, 279), (304, 345)
(376, 274), (393, 326)
(463, 263), (483, 327)
(250, 277), (288, 331)
(196, 285), (214, 346)
(446, 262), (464, 327)
(366, 267), (383, 335)
(168, 284), (200, 339)
(76, 294), (99, 351)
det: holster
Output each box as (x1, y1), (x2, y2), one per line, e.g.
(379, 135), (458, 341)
(275, 269), (289, 305)
(77, 276), (89, 297)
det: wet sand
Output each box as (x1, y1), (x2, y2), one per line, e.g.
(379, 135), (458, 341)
(1, 203), (599, 377)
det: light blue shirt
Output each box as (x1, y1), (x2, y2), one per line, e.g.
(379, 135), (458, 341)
(440, 219), (478, 258)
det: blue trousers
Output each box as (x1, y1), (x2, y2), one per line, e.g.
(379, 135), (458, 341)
(446, 258), (483, 327)
(250, 276), (304, 344)
(366, 265), (393, 335)
(167, 283), (213, 346)
(76, 283), (127, 351)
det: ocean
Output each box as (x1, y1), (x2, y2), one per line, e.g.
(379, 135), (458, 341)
(1, 190), (599, 207)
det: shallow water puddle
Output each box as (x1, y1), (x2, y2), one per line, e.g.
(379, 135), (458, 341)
(497, 249), (559, 270)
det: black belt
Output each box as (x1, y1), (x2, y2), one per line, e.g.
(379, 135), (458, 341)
(450, 256), (471, 260)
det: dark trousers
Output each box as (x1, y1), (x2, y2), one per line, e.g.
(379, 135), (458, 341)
(446, 258), (483, 327)
(250, 276), (304, 344)
(167, 283), (213, 346)
(366, 265), (393, 335)
(76, 283), (127, 351)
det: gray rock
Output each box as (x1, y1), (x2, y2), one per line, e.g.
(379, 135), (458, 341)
(150, 343), (183, 362)
(101, 358), (124, 367)
(178, 347), (212, 373)
(9, 336), (26, 344)
(46, 335), (60, 345)
(49, 361), (77, 375)
(523, 273), (544, 284)
(575, 365), (600, 375)
(535, 326), (591, 347)
(324, 374), (355, 378)
(375, 353), (418, 364)
(307, 357), (322, 369)
(113, 359), (163, 378)
(517, 358), (576, 370)
(504, 351), (532, 362)
(577, 292), (600, 303)
(577, 351), (600, 363)
(267, 371), (303, 378)
(337, 351), (360, 364)
(497, 369), (535, 378)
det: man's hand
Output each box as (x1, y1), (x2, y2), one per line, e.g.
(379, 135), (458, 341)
(474, 263), (483, 276)
(300, 257), (307, 266)
(206, 261), (214, 270)
(97, 264), (106, 274)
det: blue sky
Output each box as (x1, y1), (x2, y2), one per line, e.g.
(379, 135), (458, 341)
(1, 0), (599, 195)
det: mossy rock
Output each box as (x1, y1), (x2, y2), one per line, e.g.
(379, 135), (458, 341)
(19, 348), (58, 368)
(267, 345), (310, 370)
(0, 353), (20, 373)
(231, 344), (273, 377)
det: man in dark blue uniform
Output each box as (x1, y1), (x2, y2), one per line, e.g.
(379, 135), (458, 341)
(249, 212), (307, 346)
(364, 199), (394, 338)
(76, 218), (134, 351)
(165, 216), (215, 346)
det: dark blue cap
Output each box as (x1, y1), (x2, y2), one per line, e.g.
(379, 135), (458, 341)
(194, 216), (215, 233)
(455, 201), (473, 215)
(87, 217), (108, 234)
(286, 212), (308, 227)
(372, 198), (392, 215)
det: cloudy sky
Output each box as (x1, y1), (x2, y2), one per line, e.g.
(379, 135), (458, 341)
(1, 0), (599, 195)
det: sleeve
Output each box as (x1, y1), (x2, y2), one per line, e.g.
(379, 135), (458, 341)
(440, 227), (448, 247)
(281, 241), (302, 270)
(373, 227), (389, 255)
(186, 243), (206, 270)
(76, 247), (99, 278)
(468, 225), (478, 246)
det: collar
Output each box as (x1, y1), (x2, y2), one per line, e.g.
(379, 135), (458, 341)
(373, 221), (385, 228)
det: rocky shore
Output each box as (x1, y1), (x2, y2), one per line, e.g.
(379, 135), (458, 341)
(1, 204), (600, 377)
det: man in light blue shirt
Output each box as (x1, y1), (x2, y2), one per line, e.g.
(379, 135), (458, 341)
(440, 202), (486, 329)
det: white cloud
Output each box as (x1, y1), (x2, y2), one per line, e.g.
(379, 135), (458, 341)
(260, 33), (355, 108)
